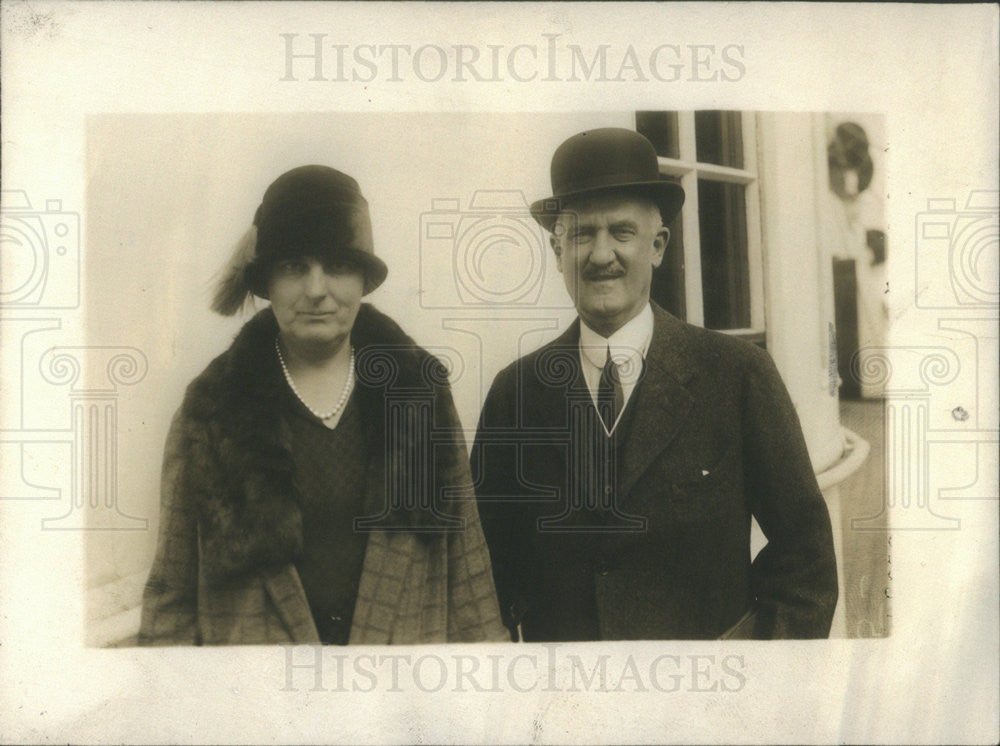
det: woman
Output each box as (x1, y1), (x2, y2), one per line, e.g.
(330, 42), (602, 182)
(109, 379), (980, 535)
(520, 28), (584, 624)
(139, 165), (506, 645)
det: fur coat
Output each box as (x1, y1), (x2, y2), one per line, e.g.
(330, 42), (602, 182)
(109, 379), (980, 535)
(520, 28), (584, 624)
(139, 304), (507, 645)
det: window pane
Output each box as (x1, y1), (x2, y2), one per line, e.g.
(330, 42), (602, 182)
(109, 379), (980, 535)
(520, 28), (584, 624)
(694, 111), (744, 168)
(698, 179), (750, 329)
(636, 111), (680, 159)
(650, 208), (685, 320)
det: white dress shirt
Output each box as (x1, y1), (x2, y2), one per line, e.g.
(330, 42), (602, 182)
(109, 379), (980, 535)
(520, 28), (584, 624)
(578, 303), (654, 428)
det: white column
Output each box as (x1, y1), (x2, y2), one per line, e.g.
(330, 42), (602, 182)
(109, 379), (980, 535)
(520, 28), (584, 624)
(756, 112), (844, 473)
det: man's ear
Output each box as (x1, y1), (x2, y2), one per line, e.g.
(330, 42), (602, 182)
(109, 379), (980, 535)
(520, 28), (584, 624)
(650, 226), (669, 269)
(550, 233), (564, 273)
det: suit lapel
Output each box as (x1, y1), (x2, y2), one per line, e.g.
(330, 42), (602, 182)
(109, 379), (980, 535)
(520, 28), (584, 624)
(525, 320), (587, 474)
(618, 305), (697, 499)
(529, 319), (586, 416)
(521, 308), (697, 508)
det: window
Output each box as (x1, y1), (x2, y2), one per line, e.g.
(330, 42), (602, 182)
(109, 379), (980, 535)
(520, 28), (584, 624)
(636, 111), (765, 345)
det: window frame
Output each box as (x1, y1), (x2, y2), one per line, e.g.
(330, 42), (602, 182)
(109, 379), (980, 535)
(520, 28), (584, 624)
(636, 111), (766, 340)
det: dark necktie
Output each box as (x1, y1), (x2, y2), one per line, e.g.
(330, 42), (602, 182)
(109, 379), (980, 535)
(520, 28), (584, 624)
(597, 348), (625, 433)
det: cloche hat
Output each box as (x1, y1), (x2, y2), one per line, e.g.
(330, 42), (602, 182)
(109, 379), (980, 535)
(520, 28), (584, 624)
(212, 165), (388, 315)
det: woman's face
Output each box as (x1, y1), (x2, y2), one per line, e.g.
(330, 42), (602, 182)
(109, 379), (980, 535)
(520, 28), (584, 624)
(267, 255), (365, 354)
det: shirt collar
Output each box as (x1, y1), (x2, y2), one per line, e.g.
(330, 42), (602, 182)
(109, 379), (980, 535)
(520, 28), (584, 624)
(579, 303), (654, 371)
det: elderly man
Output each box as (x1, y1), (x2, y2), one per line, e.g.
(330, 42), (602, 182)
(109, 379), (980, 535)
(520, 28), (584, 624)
(471, 128), (838, 641)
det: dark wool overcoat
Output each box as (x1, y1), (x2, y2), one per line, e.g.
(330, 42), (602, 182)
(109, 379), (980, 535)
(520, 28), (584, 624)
(472, 303), (838, 641)
(139, 304), (507, 645)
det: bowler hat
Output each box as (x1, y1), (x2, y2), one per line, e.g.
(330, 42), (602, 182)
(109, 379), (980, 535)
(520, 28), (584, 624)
(529, 128), (685, 232)
(247, 165), (388, 297)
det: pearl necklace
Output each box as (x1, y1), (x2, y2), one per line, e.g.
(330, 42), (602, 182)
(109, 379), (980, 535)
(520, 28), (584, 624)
(275, 338), (355, 421)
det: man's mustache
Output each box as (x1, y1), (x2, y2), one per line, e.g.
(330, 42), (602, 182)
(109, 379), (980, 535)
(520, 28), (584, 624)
(581, 265), (625, 280)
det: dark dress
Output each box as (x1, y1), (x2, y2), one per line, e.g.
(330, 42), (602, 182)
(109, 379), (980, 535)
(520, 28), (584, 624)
(286, 387), (369, 645)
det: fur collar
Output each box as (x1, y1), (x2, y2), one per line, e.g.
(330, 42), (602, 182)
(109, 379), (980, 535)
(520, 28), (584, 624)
(179, 303), (455, 583)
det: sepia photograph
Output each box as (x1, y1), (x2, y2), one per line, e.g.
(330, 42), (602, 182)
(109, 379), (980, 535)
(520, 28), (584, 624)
(1, 2), (996, 744)
(78, 111), (889, 648)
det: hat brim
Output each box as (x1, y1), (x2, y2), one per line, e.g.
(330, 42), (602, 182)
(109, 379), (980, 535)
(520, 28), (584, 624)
(529, 179), (685, 233)
(249, 246), (388, 298)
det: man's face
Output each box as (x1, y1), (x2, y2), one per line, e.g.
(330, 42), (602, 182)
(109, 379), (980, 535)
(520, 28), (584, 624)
(552, 193), (668, 336)
(267, 255), (365, 353)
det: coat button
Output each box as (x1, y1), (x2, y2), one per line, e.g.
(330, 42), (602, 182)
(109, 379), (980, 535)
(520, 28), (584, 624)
(595, 561), (610, 577)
